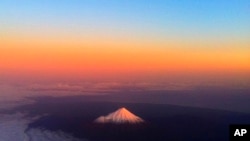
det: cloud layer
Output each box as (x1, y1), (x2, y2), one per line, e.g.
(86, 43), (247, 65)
(0, 113), (85, 141)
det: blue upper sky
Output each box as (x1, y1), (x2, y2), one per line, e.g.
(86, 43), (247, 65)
(1, 0), (250, 40)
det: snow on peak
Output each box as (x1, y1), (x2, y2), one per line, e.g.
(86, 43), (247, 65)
(94, 107), (144, 124)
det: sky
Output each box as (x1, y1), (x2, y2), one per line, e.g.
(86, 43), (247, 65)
(1, 0), (250, 86)
(1, 2), (250, 140)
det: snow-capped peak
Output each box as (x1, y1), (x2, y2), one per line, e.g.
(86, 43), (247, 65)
(94, 107), (144, 124)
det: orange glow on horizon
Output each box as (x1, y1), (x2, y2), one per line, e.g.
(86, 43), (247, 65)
(1, 34), (250, 78)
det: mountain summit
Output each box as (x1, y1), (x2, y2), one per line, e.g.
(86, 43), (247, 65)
(94, 107), (144, 124)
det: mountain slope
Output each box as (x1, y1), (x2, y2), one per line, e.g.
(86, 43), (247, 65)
(94, 107), (144, 124)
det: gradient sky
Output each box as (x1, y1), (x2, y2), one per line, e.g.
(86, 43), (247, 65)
(1, 0), (250, 85)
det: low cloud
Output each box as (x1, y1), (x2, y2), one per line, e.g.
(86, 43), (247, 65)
(26, 81), (195, 94)
(26, 129), (83, 141)
(0, 113), (85, 141)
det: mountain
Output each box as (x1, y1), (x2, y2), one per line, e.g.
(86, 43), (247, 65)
(94, 107), (144, 124)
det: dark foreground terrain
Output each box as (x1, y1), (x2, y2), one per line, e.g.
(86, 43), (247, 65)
(7, 95), (250, 141)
